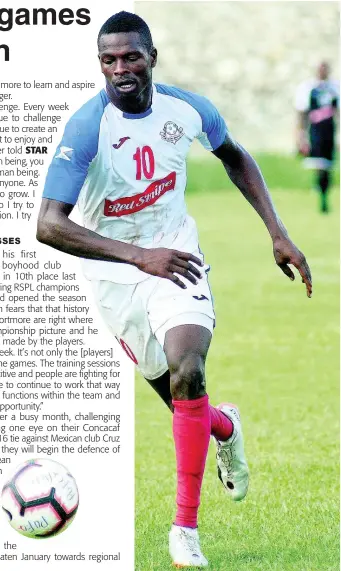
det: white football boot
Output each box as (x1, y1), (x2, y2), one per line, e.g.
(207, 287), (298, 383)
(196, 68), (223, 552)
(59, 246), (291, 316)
(214, 403), (249, 501)
(169, 524), (208, 568)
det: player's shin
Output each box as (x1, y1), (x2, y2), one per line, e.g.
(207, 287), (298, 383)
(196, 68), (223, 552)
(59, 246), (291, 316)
(317, 169), (330, 213)
(145, 371), (233, 436)
(172, 395), (211, 528)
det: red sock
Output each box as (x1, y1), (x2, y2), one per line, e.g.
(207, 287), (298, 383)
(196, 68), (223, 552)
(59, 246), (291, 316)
(209, 405), (233, 441)
(172, 395), (210, 528)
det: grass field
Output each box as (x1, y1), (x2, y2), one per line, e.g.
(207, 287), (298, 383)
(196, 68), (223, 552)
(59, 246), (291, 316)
(135, 156), (339, 570)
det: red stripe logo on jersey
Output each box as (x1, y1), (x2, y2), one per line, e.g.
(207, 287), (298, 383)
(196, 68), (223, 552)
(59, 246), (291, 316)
(104, 171), (176, 217)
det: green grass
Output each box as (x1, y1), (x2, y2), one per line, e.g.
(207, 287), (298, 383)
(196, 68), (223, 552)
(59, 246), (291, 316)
(135, 158), (339, 570)
(185, 152), (340, 193)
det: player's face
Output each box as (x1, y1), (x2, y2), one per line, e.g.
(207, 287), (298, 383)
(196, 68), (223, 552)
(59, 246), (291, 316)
(318, 62), (330, 81)
(98, 32), (156, 99)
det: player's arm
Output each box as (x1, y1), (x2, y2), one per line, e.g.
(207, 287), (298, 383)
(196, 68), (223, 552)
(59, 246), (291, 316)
(296, 110), (310, 156)
(295, 82), (310, 155)
(212, 134), (312, 297)
(37, 198), (144, 263)
(36, 199), (202, 289)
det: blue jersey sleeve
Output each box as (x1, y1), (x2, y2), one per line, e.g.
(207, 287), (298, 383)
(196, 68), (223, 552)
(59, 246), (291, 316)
(195, 97), (227, 151)
(155, 84), (228, 151)
(43, 90), (109, 205)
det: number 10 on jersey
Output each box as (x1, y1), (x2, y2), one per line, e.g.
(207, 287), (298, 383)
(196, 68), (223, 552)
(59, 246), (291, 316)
(133, 146), (155, 180)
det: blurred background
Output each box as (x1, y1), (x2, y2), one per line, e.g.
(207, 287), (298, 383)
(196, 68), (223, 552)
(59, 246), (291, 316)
(137, 1), (339, 152)
(136, 1), (340, 193)
(134, 3), (339, 570)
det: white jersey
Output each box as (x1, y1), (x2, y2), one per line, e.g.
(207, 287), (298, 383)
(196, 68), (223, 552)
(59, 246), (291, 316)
(295, 79), (339, 116)
(43, 83), (227, 283)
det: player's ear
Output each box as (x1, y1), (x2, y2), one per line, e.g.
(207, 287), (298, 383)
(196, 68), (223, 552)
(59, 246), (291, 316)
(150, 47), (157, 68)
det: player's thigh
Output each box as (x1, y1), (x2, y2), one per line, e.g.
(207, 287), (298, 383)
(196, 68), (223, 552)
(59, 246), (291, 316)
(91, 279), (168, 380)
(147, 268), (214, 388)
(321, 136), (334, 162)
(310, 126), (334, 159)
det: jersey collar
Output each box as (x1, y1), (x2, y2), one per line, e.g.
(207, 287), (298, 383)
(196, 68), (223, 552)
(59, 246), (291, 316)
(109, 84), (157, 120)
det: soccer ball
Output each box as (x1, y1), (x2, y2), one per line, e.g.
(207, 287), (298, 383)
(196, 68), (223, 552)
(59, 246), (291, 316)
(1, 458), (79, 538)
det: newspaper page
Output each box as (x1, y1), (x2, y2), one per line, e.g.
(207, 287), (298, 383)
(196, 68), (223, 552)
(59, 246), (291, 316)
(0, 2), (339, 571)
(0, 2), (135, 569)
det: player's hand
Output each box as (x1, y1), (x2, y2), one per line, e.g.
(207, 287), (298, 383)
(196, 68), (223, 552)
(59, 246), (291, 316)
(273, 237), (312, 298)
(136, 248), (203, 288)
(297, 141), (310, 157)
(297, 130), (310, 157)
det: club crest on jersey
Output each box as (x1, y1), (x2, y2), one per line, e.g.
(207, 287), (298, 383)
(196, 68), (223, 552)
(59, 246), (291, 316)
(160, 121), (184, 144)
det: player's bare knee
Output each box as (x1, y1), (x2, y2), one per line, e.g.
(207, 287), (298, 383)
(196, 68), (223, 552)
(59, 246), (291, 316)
(169, 353), (206, 400)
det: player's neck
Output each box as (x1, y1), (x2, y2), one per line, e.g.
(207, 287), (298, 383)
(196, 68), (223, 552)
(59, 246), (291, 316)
(106, 81), (153, 115)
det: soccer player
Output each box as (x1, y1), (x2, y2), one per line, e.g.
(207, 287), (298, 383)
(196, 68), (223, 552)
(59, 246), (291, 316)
(37, 12), (312, 568)
(295, 61), (339, 213)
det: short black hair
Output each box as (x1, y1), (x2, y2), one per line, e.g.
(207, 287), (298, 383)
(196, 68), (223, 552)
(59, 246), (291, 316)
(98, 11), (153, 52)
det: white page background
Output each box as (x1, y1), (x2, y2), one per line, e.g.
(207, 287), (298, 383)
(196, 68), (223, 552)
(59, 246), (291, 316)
(0, 2), (135, 570)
